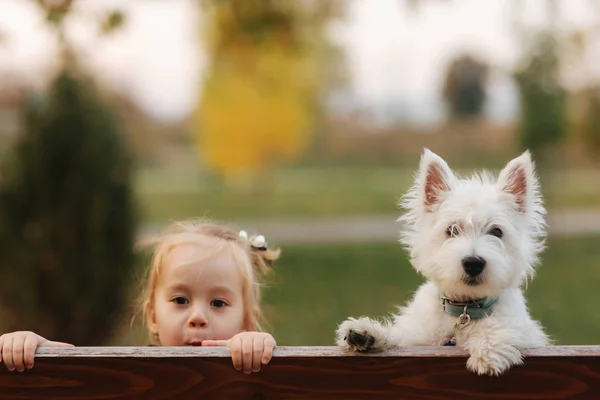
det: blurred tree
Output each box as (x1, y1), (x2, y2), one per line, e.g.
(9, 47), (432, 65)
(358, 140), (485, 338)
(511, 0), (566, 165)
(583, 88), (600, 157)
(566, 27), (600, 161)
(0, 0), (136, 345)
(194, 0), (345, 184)
(513, 31), (566, 161)
(442, 54), (489, 119)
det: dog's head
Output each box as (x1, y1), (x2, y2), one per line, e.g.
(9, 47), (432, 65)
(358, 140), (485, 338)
(399, 149), (546, 299)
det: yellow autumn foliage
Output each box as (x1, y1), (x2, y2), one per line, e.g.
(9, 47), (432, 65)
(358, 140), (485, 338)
(194, 1), (323, 179)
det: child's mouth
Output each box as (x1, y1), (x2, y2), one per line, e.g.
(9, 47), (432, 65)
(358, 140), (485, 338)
(186, 342), (203, 346)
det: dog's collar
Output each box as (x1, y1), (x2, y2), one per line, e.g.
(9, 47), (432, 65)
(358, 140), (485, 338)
(440, 294), (498, 319)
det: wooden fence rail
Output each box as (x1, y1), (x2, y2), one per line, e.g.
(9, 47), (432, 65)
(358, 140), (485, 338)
(1, 346), (600, 399)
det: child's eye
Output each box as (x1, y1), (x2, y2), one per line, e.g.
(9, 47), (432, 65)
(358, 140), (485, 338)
(172, 296), (189, 305)
(210, 299), (228, 308)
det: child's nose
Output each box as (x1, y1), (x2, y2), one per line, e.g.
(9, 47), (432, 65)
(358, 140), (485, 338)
(188, 306), (207, 328)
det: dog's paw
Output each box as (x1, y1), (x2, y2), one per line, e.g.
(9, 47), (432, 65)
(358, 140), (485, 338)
(466, 345), (523, 376)
(335, 317), (389, 352)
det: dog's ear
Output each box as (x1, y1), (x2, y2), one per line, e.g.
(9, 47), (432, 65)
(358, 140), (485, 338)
(419, 149), (454, 211)
(497, 150), (538, 213)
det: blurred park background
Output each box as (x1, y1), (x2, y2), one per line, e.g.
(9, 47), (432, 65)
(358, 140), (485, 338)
(0, 0), (599, 347)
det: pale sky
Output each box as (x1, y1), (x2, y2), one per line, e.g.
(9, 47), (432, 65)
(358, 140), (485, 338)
(0, 0), (598, 124)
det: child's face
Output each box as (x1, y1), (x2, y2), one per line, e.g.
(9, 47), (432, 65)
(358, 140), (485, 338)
(148, 239), (248, 346)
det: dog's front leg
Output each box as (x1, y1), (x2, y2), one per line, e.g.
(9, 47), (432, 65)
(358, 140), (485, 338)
(335, 316), (395, 352)
(463, 324), (524, 376)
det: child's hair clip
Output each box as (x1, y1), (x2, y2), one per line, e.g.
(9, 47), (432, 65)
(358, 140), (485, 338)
(239, 230), (268, 251)
(250, 235), (268, 251)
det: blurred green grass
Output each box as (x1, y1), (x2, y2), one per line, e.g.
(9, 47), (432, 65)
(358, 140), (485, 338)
(135, 166), (600, 223)
(116, 235), (600, 346)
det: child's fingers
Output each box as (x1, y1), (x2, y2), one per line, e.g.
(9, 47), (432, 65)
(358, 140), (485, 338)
(22, 335), (39, 370)
(251, 337), (264, 373)
(261, 335), (276, 365)
(2, 337), (15, 371)
(11, 334), (26, 372)
(201, 340), (229, 347)
(241, 336), (254, 374)
(230, 336), (243, 371)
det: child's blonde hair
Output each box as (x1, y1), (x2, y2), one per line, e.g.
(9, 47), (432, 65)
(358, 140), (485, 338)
(135, 219), (280, 344)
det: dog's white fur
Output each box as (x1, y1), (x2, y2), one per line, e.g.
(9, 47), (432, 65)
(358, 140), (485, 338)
(336, 149), (550, 376)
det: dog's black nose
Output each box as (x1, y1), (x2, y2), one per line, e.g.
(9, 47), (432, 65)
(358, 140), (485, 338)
(462, 256), (486, 277)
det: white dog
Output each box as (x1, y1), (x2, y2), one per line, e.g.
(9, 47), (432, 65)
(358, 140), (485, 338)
(336, 149), (550, 376)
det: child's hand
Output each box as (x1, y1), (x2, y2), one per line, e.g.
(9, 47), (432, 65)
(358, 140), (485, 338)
(0, 331), (74, 372)
(202, 332), (276, 374)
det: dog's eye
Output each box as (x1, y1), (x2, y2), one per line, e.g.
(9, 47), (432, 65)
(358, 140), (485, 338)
(446, 225), (460, 238)
(488, 227), (503, 238)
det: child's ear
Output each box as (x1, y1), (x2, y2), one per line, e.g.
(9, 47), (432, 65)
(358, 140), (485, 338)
(146, 302), (158, 337)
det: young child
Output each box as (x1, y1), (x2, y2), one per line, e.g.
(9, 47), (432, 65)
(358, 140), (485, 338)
(0, 219), (280, 374)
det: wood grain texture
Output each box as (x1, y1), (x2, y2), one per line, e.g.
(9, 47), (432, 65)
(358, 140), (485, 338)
(1, 346), (600, 400)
